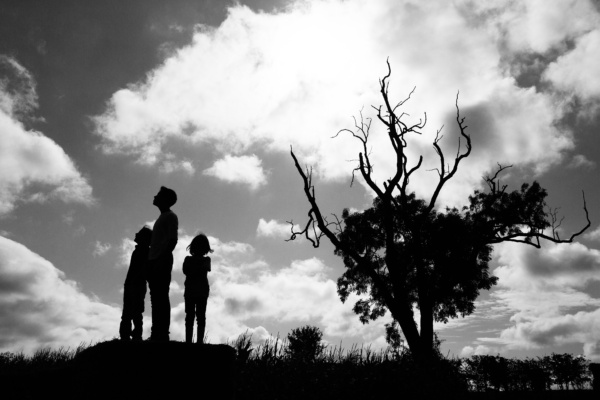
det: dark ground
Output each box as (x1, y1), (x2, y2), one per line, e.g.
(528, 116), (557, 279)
(1, 340), (598, 399)
(2, 340), (236, 400)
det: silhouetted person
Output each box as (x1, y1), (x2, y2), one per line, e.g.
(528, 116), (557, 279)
(119, 226), (152, 341)
(147, 186), (178, 341)
(183, 233), (213, 343)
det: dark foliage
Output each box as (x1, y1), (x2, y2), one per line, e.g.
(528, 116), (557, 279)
(462, 353), (591, 392)
(285, 325), (326, 362)
(336, 193), (497, 327)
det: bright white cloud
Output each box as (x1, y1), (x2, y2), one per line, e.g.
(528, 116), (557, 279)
(118, 238), (136, 267)
(92, 0), (594, 208)
(0, 236), (120, 353)
(0, 55), (94, 216)
(203, 154), (267, 190)
(203, 252), (390, 344)
(544, 29), (600, 101)
(460, 344), (498, 358)
(256, 218), (296, 239)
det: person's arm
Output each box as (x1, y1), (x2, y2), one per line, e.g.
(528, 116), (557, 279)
(166, 213), (178, 253)
(205, 257), (211, 272)
(182, 256), (190, 276)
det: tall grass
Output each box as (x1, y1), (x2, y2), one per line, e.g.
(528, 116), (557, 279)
(0, 343), (87, 374)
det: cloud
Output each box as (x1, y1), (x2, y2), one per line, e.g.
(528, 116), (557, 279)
(91, 0), (596, 207)
(0, 236), (120, 353)
(474, 241), (600, 361)
(544, 29), (600, 101)
(92, 241), (112, 257)
(256, 218), (297, 239)
(484, 0), (600, 54)
(203, 154), (267, 190)
(496, 242), (600, 287)
(202, 252), (390, 343)
(584, 226), (600, 242)
(460, 344), (498, 358)
(118, 238), (136, 267)
(159, 157), (195, 175)
(0, 55), (38, 118)
(567, 154), (596, 170)
(0, 55), (94, 216)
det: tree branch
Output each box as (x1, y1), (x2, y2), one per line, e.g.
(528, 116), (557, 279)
(426, 92), (472, 212)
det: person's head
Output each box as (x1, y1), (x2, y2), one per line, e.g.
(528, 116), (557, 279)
(187, 233), (212, 256)
(134, 226), (152, 245)
(153, 186), (177, 209)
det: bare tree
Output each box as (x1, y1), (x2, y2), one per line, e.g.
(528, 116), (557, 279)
(288, 61), (590, 364)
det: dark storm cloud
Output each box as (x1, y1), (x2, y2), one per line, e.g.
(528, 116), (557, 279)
(522, 243), (600, 278)
(0, 269), (37, 294)
(442, 103), (497, 151)
(527, 320), (579, 346)
(0, 300), (54, 347)
(224, 296), (263, 315)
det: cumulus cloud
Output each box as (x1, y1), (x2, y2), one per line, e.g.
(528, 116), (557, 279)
(0, 55), (94, 216)
(256, 218), (297, 239)
(486, 0), (600, 54)
(475, 241), (600, 361)
(118, 238), (136, 267)
(0, 236), (120, 353)
(544, 29), (600, 101)
(203, 154), (267, 190)
(202, 251), (390, 343)
(91, 0), (595, 207)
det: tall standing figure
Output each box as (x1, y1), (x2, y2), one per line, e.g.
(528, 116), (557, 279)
(183, 233), (213, 343)
(148, 186), (178, 341)
(119, 226), (152, 341)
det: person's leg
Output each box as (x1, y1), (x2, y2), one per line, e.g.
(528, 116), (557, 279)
(184, 296), (195, 343)
(148, 266), (158, 340)
(119, 290), (132, 340)
(196, 294), (208, 344)
(131, 287), (146, 341)
(152, 254), (173, 341)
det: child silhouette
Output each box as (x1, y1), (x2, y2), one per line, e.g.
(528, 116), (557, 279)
(183, 233), (213, 343)
(119, 226), (152, 341)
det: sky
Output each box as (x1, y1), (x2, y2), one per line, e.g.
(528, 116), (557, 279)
(1, 0), (599, 361)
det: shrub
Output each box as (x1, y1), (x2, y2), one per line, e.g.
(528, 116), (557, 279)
(285, 325), (326, 363)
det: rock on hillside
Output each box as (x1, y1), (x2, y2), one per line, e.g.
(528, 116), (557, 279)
(74, 340), (236, 399)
